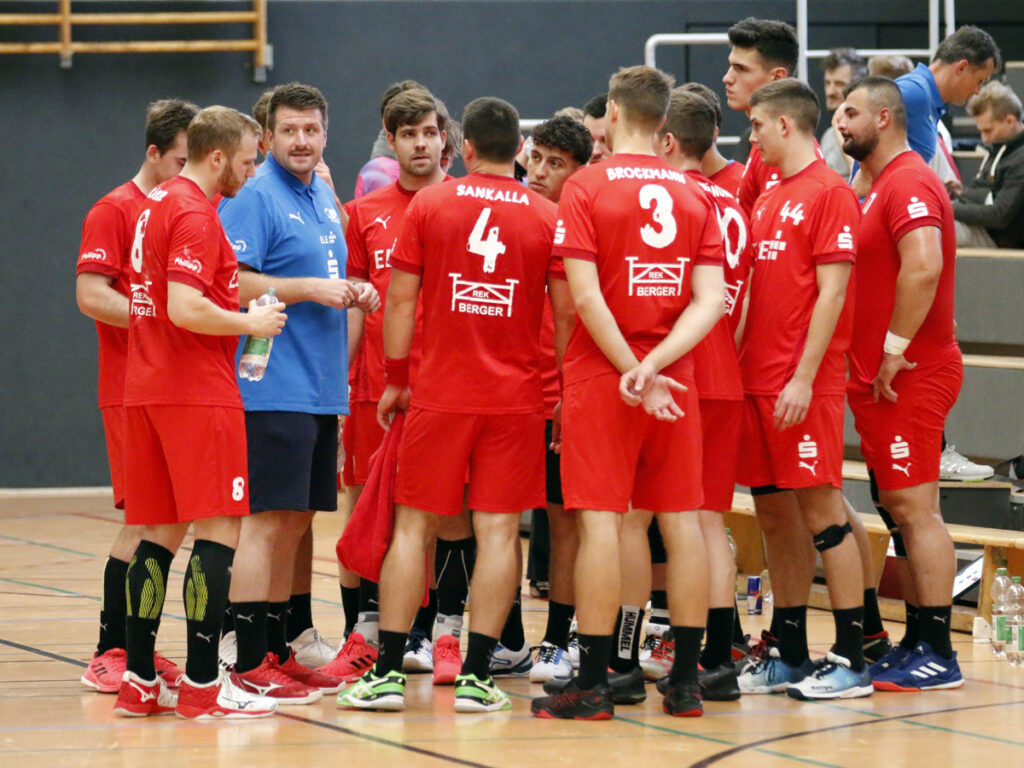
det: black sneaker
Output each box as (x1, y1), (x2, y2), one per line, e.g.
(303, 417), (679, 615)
(698, 662), (741, 701)
(532, 680), (614, 720)
(542, 666), (646, 704)
(662, 681), (703, 717)
(863, 631), (893, 663)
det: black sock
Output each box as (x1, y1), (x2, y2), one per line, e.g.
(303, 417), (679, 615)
(832, 606), (866, 671)
(863, 588), (884, 636)
(222, 602), (235, 637)
(775, 605), (809, 667)
(97, 556), (129, 653)
(732, 601), (747, 644)
(286, 593), (313, 643)
(500, 587), (526, 650)
(610, 605), (643, 673)
(669, 626), (705, 685)
(769, 609), (779, 638)
(436, 537), (474, 617)
(375, 629), (407, 675)
(266, 600), (290, 661)
(184, 540), (235, 684)
(649, 590), (670, 627)
(340, 584), (360, 638)
(918, 605), (953, 658)
(359, 578), (379, 613)
(461, 631), (498, 679)
(232, 600), (268, 674)
(412, 589), (437, 635)
(576, 633), (613, 688)
(701, 607), (735, 670)
(124, 541), (174, 680)
(901, 602), (920, 650)
(542, 601), (575, 650)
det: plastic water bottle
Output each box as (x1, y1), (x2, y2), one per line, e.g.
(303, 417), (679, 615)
(238, 287), (278, 382)
(991, 567), (1011, 657)
(726, 528), (737, 560)
(1009, 577), (1024, 666)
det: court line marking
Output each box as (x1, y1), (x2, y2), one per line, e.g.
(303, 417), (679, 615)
(0, 578), (186, 621)
(0, 638), (88, 668)
(0, 534), (96, 558)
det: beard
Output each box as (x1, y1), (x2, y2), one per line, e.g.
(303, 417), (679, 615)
(842, 129), (879, 162)
(218, 162), (243, 198)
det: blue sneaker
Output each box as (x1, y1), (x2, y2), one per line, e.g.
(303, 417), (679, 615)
(737, 648), (815, 694)
(786, 653), (873, 700)
(489, 641), (532, 676)
(868, 644), (910, 678)
(872, 641), (963, 692)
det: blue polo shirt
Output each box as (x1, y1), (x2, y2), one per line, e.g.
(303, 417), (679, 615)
(219, 154), (348, 414)
(896, 63), (945, 164)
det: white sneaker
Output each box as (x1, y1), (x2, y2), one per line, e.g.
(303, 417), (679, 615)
(530, 641), (572, 683)
(940, 445), (994, 481)
(176, 671), (278, 719)
(567, 619), (580, 670)
(639, 622), (669, 663)
(218, 630), (237, 671)
(489, 641), (532, 676)
(402, 630), (434, 672)
(289, 627), (336, 669)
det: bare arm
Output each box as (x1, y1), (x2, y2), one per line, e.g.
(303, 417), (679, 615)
(167, 281), (286, 338)
(547, 276), (575, 370)
(236, 265), (356, 308)
(564, 258), (638, 374)
(640, 264), (725, 373)
(376, 268), (421, 428)
(76, 272), (129, 328)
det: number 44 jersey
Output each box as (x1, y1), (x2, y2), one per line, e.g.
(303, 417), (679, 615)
(554, 153), (724, 386)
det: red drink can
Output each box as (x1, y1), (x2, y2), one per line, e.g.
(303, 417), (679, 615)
(747, 575), (763, 615)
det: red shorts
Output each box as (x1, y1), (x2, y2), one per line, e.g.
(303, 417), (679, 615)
(101, 406), (126, 510)
(849, 362), (962, 491)
(123, 405), (251, 525)
(561, 372), (704, 514)
(736, 394), (844, 490)
(342, 401), (386, 487)
(700, 398), (743, 512)
(395, 407), (545, 516)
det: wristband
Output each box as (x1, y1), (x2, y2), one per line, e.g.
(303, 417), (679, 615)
(883, 331), (911, 356)
(384, 356), (410, 389)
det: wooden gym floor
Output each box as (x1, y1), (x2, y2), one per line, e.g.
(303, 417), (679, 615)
(2, 491), (1024, 767)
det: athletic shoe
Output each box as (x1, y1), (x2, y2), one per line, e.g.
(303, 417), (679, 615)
(871, 641), (964, 692)
(489, 640), (533, 676)
(640, 631), (675, 681)
(567, 619), (580, 669)
(543, 666), (646, 705)
(218, 630), (237, 671)
(289, 627), (336, 669)
(529, 580), (550, 599)
(737, 648), (815, 694)
(454, 673), (511, 713)
(863, 631), (894, 663)
(278, 650), (346, 693)
(530, 641), (572, 683)
(698, 662), (741, 701)
(81, 648), (127, 693)
(175, 671), (277, 719)
(868, 644), (911, 678)
(786, 652), (873, 700)
(336, 668), (406, 711)
(113, 671), (177, 716)
(745, 630), (778, 665)
(531, 680), (614, 720)
(154, 652), (185, 689)
(403, 629), (433, 672)
(432, 634), (462, 686)
(233, 653), (322, 704)
(661, 681), (703, 717)
(639, 622), (669, 664)
(318, 631), (378, 682)
(732, 635), (752, 662)
(940, 445), (994, 481)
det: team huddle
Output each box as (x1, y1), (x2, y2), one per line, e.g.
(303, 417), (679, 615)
(74, 16), (1001, 722)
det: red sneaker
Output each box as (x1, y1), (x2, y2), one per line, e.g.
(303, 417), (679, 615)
(175, 672), (277, 719)
(233, 653), (322, 704)
(113, 671), (177, 716)
(81, 648), (126, 693)
(279, 651), (346, 693)
(317, 632), (378, 682)
(433, 635), (462, 686)
(154, 652), (185, 689)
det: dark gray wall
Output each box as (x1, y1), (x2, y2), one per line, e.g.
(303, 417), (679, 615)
(3, 0), (1024, 487)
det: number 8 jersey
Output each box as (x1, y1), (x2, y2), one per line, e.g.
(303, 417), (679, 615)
(554, 153), (724, 385)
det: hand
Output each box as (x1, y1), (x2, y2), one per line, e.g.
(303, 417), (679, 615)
(354, 282), (381, 314)
(314, 161), (337, 196)
(773, 376), (812, 430)
(337, 416), (346, 472)
(872, 353), (917, 403)
(376, 383), (411, 430)
(946, 178), (963, 199)
(640, 375), (687, 421)
(550, 401), (562, 454)
(247, 299), (287, 337)
(311, 278), (358, 310)
(619, 361), (658, 406)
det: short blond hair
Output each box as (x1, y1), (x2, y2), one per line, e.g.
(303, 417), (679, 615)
(968, 81), (1023, 121)
(187, 106), (260, 162)
(608, 65), (675, 132)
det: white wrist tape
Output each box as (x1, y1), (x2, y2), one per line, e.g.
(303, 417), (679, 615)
(883, 331), (911, 356)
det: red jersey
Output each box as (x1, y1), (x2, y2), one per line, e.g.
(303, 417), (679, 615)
(709, 160), (745, 199)
(389, 172), (558, 414)
(688, 171), (752, 400)
(848, 151), (959, 391)
(124, 176), (243, 408)
(738, 142), (823, 215)
(554, 154), (723, 386)
(739, 160), (858, 396)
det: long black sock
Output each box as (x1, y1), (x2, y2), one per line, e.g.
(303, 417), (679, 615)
(461, 631), (498, 679)
(701, 607), (735, 670)
(500, 587), (526, 650)
(669, 626), (705, 685)
(732, 601), (747, 644)
(125, 541), (174, 680)
(222, 602), (235, 637)
(266, 600), (290, 661)
(918, 605), (953, 658)
(375, 629), (407, 675)
(359, 578), (379, 613)
(901, 602), (920, 650)
(832, 606), (866, 671)
(576, 633), (613, 688)
(769, 609), (779, 638)
(184, 539), (235, 684)
(97, 556), (129, 653)
(610, 605), (644, 673)
(232, 600), (268, 674)
(775, 605), (809, 667)
(542, 600), (575, 649)
(286, 592), (313, 643)
(863, 588), (885, 636)
(340, 584), (360, 638)
(649, 590), (670, 627)
(412, 589), (437, 635)
(436, 537), (474, 617)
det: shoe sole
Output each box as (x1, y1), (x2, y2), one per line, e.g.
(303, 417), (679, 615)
(81, 675), (119, 694)
(786, 683), (874, 700)
(113, 706), (175, 717)
(454, 698), (511, 713)
(640, 664), (671, 682)
(337, 694), (405, 711)
(490, 663), (532, 677)
(611, 691), (646, 705)
(529, 670), (573, 684)
(176, 708), (276, 719)
(532, 709), (614, 721)
(872, 678), (964, 692)
(663, 704), (703, 717)
(700, 687), (741, 702)
(403, 659), (434, 672)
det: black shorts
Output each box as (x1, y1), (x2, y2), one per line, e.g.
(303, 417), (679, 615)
(545, 419), (563, 506)
(245, 411), (339, 514)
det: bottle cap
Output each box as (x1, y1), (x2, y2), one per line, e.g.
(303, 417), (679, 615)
(999, 568), (1008, 574)
(1014, 577), (1022, 583)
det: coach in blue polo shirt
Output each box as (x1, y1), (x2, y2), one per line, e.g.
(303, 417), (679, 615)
(218, 83), (379, 690)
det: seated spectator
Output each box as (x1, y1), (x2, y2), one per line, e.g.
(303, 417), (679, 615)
(953, 81), (1024, 248)
(820, 48), (867, 175)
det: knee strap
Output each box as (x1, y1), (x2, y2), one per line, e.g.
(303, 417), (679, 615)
(875, 504), (908, 559)
(750, 484), (792, 497)
(813, 522), (852, 552)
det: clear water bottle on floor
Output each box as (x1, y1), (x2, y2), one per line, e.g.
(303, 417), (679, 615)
(991, 567), (1011, 657)
(238, 287), (278, 382)
(726, 528), (737, 560)
(1008, 577), (1024, 666)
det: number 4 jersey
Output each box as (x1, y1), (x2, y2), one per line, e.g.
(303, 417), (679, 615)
(553, 153), (724, 386)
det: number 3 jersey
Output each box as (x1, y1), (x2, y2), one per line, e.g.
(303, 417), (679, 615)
(553, 153), (724, 386)
(388, 171), (559, 415)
